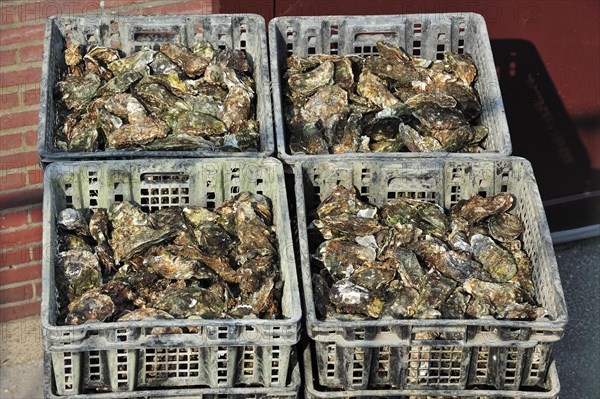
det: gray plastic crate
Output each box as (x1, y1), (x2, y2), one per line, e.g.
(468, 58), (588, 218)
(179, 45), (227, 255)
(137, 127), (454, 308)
(293, 157), (567, 390)
(303, 344), (560, 399)
(45, 350), (301, 398)
(41, 158), (301, 394)
(269, 13), (511, 162)
(38, 14), (273, 163)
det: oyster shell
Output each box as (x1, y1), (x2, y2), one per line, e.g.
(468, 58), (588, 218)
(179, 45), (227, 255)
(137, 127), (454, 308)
(152, 286), (224, 318)
(329, 280), (384, 318)
(288, 60), (334, 97)
(471, 234), (517, 282)
(160, 43), (210, 77)
(66, 290), (115, 325)
(58, 208), (92, 236)
(317, 239), (376, 280)
(356, 70), (399, 108)
(57, 72), (102, 110)
(488, 213), (523, 242)
(108, 48), (155, 75)
(118, 308), (183, 334)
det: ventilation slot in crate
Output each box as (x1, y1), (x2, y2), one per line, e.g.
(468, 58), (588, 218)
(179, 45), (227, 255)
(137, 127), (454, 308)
(116, 349), (129, 387)
(87, 350), (101, 382)
(217, 346), (228, 385)
(377, 346), (391, 380)
(326, 344), (336, 380)
(504, 347), (519, 386)
(88, 170), (99, 208)
(144, 347), (201, 382)
(63, 351), (74, 390)
(271, 345), (280, 384)
(139, 173), (190, 212)
(407, 345), (463, 386)
(351, 347), (366, 385)
(242, 346), (255, 377)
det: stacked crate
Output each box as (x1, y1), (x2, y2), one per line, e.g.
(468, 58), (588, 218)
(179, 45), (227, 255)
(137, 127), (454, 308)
(38, 15), (301, 398)
(267, 13), (567, 398)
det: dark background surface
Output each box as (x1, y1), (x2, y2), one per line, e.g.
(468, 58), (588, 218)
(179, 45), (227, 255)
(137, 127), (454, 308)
(220, 0), (600, 234)
(217, 1), (600, 398)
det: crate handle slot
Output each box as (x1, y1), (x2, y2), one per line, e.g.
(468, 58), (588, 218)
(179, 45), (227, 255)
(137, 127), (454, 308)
(140, 172), (189, 183)
(354, 31), (398, 41)
(133, 31), (178, 43)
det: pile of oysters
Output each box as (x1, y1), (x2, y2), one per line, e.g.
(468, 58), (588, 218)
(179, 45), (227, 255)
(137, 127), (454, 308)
(284, 41), (487, 154)
(55, 193), (281, 326)
(309, 185), (546, 320)
(55, 41), (259, 152)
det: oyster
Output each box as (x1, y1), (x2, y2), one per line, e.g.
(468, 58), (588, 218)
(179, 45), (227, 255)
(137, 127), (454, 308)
(89, 209), (109, 243)
(143, 246), (200, 280)
(470, 234), (517, 282)
(455, 193), (514, 225)
(108, 48), (155, 75)
(160, 43), (210, 77)
(96, 70), (142, 97)
(314, 213), (382, 239)
(317, 239), (376, 280)
(382, 285), (419, 318)
(100, 280), (135, 317)
(58, 208), (91, 236)
(152, 286), (224, 318)
(316, 185), (377, 219)
(57, 72), (101, 110)
(329, 280), (384, 318)
(412, 239), (488, 282)
(58, 233), (93, 253)
(55, 250), (101, 301)
(414, 272), (456, 316)
(66, 290), (115, 325)
(488, 213), (523, 242)
(288, 60), (334, 97)
(356, 70), (399, 108)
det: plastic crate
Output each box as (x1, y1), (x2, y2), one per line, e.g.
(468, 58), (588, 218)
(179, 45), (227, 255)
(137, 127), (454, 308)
(269, 13), (511, 162)
(38, 14), (273, 163)
(303, 344), (560, 399)
(45, 350), (301, 398)
(41, 158), (301, 394)
(293, 157), (567, 390)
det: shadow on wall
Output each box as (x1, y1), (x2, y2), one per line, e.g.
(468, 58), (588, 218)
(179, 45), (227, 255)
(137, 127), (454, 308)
(492, 39), (600, 233)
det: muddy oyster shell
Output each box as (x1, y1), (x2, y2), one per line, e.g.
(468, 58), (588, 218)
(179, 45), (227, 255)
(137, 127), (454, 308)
(66, 290), (115, 325)
(152, 286), (224, 318)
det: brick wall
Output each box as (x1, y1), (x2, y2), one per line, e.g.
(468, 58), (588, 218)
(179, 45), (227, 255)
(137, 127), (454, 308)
(0, 0), (217, 322)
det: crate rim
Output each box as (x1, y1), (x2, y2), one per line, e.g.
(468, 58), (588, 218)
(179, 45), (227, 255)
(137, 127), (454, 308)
(302, 343), (561, 398)
(293, 155), (568, 340)
(268, 12), (512, 161)
(41, 157), (302, 348)
(38, 13), (275, 162)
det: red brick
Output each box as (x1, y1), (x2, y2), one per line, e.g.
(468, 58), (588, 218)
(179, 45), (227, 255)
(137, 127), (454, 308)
(0, 284), (34, 305)
(0, 4), (17, 24)
(0, 24), (45, 46)
(0, 226), (43, 249)
(0, 172), (27, 191)
(0, 188), (43, 210)
(0, 134), (22, 151)
(24, 131), (38, 147)
(0, 300), (40, 322)
(34, 281), (42, 298)
(30, 245), (42, 262)
(19, 45), (44, 63)
(0, 92), (19, 109)
(23, 88), (40, 106)
(0, 210), (28, 229)
(0, 68), (42, 89)
(0, 49), (17, 67)
(0, 110), (39, 130)
(29, 207), (42, 224)
(143, 1), (213, 15)
(0, 150), (39, 170)
(0, 247), (30, 268)
(0, 264), (41, 285)
(27, 168), (43, 185)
